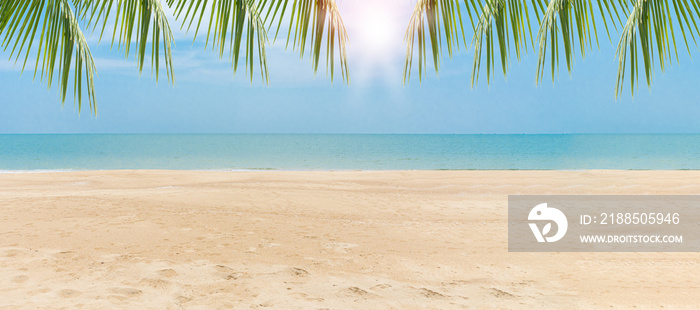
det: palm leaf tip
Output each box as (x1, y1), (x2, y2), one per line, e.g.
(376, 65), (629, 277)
(534, 0), (620, 85)
(470, 0), (539, 87)
(1, 0), (97, 114)
(403, 0), (460, 84)
(166, 0), (270, 84)
(78, 0), (176, 85)
(615, 0), (700, 99)
(403, 0), (536, 87)
(264, 0), (350, 84)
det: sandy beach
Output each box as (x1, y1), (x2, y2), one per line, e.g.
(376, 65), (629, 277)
(0, 170), (699, 309)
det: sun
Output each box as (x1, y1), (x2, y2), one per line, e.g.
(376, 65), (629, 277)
(342, 1), (411, 65)
(354, 8), (397, 60)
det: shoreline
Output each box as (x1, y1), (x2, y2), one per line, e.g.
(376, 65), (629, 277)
(4, 168), (700, 173)
(1, 170), (699, 308)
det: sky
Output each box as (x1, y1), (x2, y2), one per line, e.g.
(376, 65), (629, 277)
(2, 1), (700, 134)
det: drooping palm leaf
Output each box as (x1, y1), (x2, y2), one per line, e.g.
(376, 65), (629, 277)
(76, 0), (176, 83)
(403, 0), (471, 83)
(404, 0), (541, 86)
(1, 0), (97, 113)
(615, 0), (700, 98)
(263, 0), (349, 83)
(405, 0), (700, 97)
(535, 0), (626, 84)
(471, 0), (541, 86)
(166, 0), (269, 82)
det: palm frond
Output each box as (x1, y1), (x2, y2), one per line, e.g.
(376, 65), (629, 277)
(264, 0), (349, 84)
(404, 0), (540, 86)
(471, 0), (541, 86)
(76, 0), (175, 83)
(403, 0), (471, 83)
(535, 0), (627, 84)
(615, 0), (700, 98)
(166, 0), (269, 83)
(404, 0), (700, 96)
(1, 0), (97, 113)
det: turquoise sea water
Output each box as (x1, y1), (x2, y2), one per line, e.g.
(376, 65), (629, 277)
(1, 134), (699, 171)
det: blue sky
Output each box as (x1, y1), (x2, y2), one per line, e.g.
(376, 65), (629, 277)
(2, 1), (700, 134)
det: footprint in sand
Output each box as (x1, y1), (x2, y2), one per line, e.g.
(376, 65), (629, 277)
(322, 242), (358, 254)
(175, 295), (192, 304)
(55, 250), (75, 256)
(289, 292), (324, 302)
(59, 289), (82, 298)
(110, 287), (143, 297)
(419, 288), (447, 299)
(27, 288), (51, 295)
(3, 249), (23, 258)
(489, 287), (516, 298)
(139, 278), (171, 289)
(157, 268), (178, 278)
(251, 301), (274, 308)
(336, 286), (374, 298)
(285, 267), (309, 277)
(369, 283), (392, 291)
(213, 265), (245, 280)
(214, 265), (234, 273)
(11, 275), (29, 283)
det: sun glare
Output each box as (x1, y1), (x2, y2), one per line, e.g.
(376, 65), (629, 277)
(355, 9), (397, 60)
(341, 0), (413, 83)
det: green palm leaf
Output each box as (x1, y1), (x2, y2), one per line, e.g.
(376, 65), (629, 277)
(403, 0), (471, 83)
(471, 0), (540, 86)
(405, 0), (700, 97)
(1, 0), (177, 114)
(166, 0), (350, 84)
(535, 0), (626, 84)
(1, 0), (97, 113)
(166, 0), (269, 82)
(404, 0), (540, 86)
(615, 0), (700, 98)
(76, 0), (176, 84)
(263, 0), (349, 83)
(5, 0), (700, 112)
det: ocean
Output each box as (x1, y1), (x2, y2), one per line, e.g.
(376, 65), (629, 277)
(0, 134), (699, 171)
